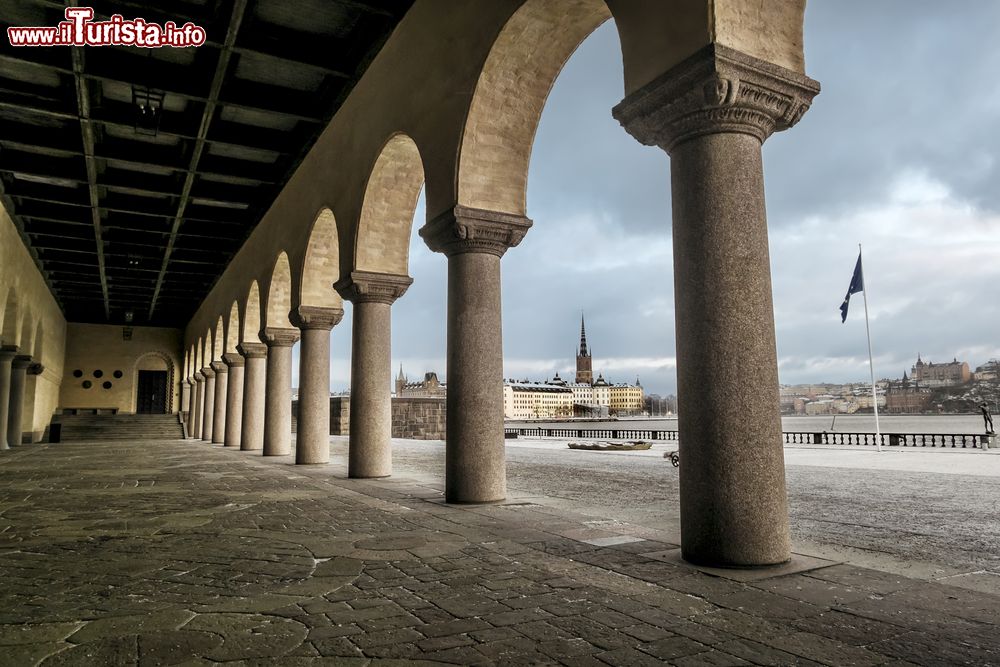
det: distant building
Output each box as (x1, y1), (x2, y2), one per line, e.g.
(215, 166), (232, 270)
(911, 355), (970, 387)
(885, 371), (932, 413)
(974, 360), (1000, 381)
(503, 314), (643, 419)
(395, 367), (446, 398)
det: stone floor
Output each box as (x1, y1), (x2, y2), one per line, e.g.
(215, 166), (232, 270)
(1, 439), (998, 666)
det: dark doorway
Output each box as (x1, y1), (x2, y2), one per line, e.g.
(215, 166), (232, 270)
(136, 371), (168, 414)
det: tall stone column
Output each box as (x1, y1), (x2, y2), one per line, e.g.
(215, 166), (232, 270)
(191, 372), (204, 440)
(260, 328), (299, 457)
(288, 306), (343, 465)
(201, 366), (215, 442)
(0, 345), (17, 450)
(420, 206), (532, 503)
(335, 272), (412, 477)
(211, 361), (228, 444)
(180, 379), (191, 427)
(222, 353), (244, 448)
(7, 355), (31, 447)
(237, 343), (267, 451)
(613, 45), (819, 567)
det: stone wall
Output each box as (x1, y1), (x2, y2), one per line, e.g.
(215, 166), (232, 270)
(292, 396), (445, 440)
(60, 324), (183, 414)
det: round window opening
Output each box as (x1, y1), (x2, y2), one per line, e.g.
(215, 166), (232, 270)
(102, 381), (112, 390)
(73, 369), (83, 378)
(113, 370), (123, 379)
(93, 370), (104, 378)
(82, 380), (92, 389)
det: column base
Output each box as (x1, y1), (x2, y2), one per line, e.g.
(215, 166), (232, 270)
(681, 550), (791, 570)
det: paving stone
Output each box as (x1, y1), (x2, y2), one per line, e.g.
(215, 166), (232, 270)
(791, 609), (907, 646)
(714, 637), (825, 666)
(1, 642), (71, 666)
(70, 609), (196, 642)
(41, 635), (138, 665)
(0, 621), (85, 645)
(136, 629), (224, 666)
(184, 613), (308, 661)
(669, 649), (752, 666)
(597, 646), (671, 666)
(766, 631), (889, 666)
(636, 636), (710, 661)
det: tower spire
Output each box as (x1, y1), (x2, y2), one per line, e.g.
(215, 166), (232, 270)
(575, 311), (594, 385)
(579, 313), (590, 357)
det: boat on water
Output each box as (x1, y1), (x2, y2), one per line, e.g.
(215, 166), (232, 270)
(567, 441), (651, 451)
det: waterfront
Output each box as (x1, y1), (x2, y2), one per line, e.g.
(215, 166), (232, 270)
(509, 414), (988, 435)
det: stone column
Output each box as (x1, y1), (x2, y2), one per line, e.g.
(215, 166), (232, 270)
(180, 379), (191, 428)
(191, 372), (204, 440)
(420, 206), (532, 503)
(288, 306), (343, 465)
(211, 361), (227, 444)
(6, 355), (31, 447)
(613, 45), (819, 567)
(334, 272), (412, 477)
(201, 366), (215, 442)
(222, 353), (244, 448)
(0, 345), (17, 450)
(260, 328), (299, 456)
(237, 343), (267, 451)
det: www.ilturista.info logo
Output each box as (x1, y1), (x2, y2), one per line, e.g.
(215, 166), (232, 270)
(8, 7), (206, 48)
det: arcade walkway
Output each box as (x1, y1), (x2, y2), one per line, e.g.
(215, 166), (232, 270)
(1, 440), (998, 666)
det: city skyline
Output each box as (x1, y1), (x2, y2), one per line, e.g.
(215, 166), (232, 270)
(293, 1), (1000, 397)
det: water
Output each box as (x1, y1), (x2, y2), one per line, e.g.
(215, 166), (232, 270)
(508, 414), (987, 434)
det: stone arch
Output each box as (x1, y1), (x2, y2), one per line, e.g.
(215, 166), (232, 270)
(131, 351), (176, 414)
(299, 208), (343, 308)
(18, 305), (34, 354)
(225, 301), (240, 353)
(212, 317), (224, 361)
(200, 334), (210, 371)
(265, 253), (293, 329)
(355, 135), (425, 275)
(1, 285), (18, 345)
(243, 281), (262, 342)
(32, 318), (43, 361)
(457, 0), (612, 216)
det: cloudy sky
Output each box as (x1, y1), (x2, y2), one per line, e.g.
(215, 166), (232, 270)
(296, 1), (1000, 396)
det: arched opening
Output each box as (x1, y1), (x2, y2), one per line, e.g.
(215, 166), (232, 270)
(300, 209), (343, 308)
(265, 253), (293, 329)
(0, 285), (17, 345)
(243, 281), (262, 342)
(225, 302), (240, 353)
(133, 351), (175, 414)
(355, 135), (425, 275)
(213, 317), (224, 362)
(18, 307), (34, 356)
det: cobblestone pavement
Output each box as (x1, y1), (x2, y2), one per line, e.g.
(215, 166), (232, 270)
(1, 439), (999, 666)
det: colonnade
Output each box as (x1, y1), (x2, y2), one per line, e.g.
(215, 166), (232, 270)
(0, 345), (43, 450)
(180, 44), (818, 568)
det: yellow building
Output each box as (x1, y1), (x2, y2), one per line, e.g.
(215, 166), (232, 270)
(503, 381), (574, 420)
(609, 383), (644, 415)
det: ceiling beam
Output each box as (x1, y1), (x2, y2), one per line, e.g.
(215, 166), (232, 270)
(69, 33), (111, 319)
(149, 0), (249, 319)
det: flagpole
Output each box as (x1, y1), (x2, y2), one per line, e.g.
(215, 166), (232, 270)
(858, 243), (882, 452)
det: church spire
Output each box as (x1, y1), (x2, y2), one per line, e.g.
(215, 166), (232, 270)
(575, 312), (594, 385)
(579, 313), (590, 358)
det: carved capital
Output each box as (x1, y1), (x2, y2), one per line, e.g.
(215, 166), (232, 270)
(12, 355), (33, 370)
(289, 305), (345, 330)
(420, 205), (532, 258)
(0, 344), (19, 361)
(28, 363), (44, 376)
(193, 371), (205, 382)
(201, 366), (215, 379)
(334, 272), (412, 305)
(210, 361), (227, 374)
(222, 352), (245, 368)
(613, 44), (820, 152)
(236, 342), (268, 359)
(259, 327), (300, 348)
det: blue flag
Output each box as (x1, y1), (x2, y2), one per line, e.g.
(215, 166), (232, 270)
(840, 253), (864, 323)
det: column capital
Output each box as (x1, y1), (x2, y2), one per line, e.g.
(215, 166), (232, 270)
(612, 44), (820, 153)
(333, 272), (412, 305)
(201, 366), (216, 379)
(222, 352), (245, 368)
(419, 205), (532, 258)
(259, 327), (300, 348)
(194, 371), (205, 382)
(12, 355), (33, 370)
(0, 344), (19, 361)
(27, 363), (44, 376)
(210, 361), (227, 374)
(289, 305), (345, 330)
(237, 342), (268, 359)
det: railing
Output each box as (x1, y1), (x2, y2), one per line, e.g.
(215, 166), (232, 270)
(504, 427), (992, 449)
(505, 428), (678, 440)
(784, 431), (991, 448)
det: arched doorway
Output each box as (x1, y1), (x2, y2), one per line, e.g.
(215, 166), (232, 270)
(133, 352), (174, 414)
